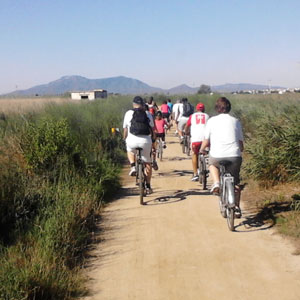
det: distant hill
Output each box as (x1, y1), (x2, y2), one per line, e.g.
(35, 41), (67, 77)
(4, 75), (164, 96)
(211, 83), (284, 93)
(2, 76), (285, 96)
(166, 84), (198, 94)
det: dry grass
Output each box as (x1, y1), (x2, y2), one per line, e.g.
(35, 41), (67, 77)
(0, 97), (70, 114)
(242, 181), (300, 253)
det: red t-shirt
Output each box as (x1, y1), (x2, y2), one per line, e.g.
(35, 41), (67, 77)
(155, 119), (167, 133)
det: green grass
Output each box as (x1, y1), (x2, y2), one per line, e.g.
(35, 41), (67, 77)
(0, 92), (299, 298)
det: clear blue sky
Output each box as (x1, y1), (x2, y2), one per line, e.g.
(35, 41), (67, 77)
(1, 0), (300, 93)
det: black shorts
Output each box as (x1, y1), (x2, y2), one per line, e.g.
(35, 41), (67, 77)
(162, 113), (170, 120)
(156, 133), (165, 139)
(209, 156), (242, 185)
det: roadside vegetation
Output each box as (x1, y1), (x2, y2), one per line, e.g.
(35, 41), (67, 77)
(0, 92), (299, 299)
(0, 96), (131, 299)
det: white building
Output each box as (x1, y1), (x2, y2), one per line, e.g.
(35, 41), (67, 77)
(71, 89), (107, 100)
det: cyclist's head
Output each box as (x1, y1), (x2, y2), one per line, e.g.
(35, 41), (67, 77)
(163, 100), (167, 104)
(156, 111), (162, 119)
(215, 97), (231, 114)
(196, 103), (205, 112)
(133, 96), (145, 108)
(181, 97), (188, 103)
(168, 99), (172, 103)
(148, 96), (154, 104)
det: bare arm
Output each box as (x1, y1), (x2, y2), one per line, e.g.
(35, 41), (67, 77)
(200, 139), (210, 154)
(123, 127), (128, 140)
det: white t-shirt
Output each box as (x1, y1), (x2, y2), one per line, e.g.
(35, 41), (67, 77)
(123, 110), (154, 144)
(172, 103), (180, 119)
(176, 103), (185, 121)
(204, 113), (244, 158)
(187, 112), (209, 143)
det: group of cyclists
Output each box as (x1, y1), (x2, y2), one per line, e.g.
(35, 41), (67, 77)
(122, 95), (244, 216)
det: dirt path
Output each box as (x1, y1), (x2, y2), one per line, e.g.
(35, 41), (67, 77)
(82, 131), (300, 300)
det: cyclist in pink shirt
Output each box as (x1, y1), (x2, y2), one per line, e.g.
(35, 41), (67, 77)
(152, 111), (169, 169)
(160, 100), (171, 123)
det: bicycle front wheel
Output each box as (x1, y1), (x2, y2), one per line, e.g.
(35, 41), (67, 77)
(138, 163), (145, 205)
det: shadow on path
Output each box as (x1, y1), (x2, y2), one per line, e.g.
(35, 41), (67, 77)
(235, 201), (291, 232)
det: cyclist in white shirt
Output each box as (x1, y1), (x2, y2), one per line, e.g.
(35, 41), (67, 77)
(172, 99), (181, 135)
(185, 103), (209, 181)
(176, 98), (193, 143)
(123, 96), (155, 194)
(200, 97), (244, 216)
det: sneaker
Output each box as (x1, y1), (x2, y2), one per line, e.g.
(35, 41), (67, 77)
(235, 207), (242, 218)
(129, 166), (136, 176)
(210, 182), (220, 195)
(152, 160), (159, 171)
(191, 175), (199, 182)
(146, 187), (153, 195)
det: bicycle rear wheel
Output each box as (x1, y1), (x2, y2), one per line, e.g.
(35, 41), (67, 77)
(182, 138), (186, 154)
(226, 207), (235, 231)
(225, 181), (235, 231)
(201, 156), (207, 190)
(138, 163), (145, 205)
(186, 136), (191, 156)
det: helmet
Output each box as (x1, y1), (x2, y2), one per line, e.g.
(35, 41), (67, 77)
(196, 103), (205, 112)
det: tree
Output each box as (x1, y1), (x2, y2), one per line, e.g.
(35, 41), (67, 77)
(197, 84), (211, 94)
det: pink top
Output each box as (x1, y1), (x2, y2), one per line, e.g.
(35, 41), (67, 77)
(155, 119), (167, 134)
(161, 104), (169, 114)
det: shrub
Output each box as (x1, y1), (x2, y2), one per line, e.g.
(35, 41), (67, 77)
(244, 111), (300, 185)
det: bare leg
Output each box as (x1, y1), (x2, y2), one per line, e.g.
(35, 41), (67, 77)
(235, 186), (241, 207)
(209, 165), (220, 184)
(127, 151), (135, 164)
(192, 153), (198, 176)
(144, 163), (152, 184)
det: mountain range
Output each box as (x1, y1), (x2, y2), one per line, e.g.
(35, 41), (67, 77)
(2, 75), (284, 96)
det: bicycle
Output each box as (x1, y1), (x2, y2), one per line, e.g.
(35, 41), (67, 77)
(181, 133), (191, 156)
(198, 153), (209, 190)
(135, 147), (147, 205)
(218, 161), (236, 231)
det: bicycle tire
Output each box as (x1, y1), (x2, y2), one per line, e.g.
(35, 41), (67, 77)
(225, 181), (235, 231)
(186, 136), (191, 156)
(138, 163), (144, 205)
(198, 155), (203, 184)
(182, 139), (186, 154)
(219, 197), (227, 218)
(201, 156), (207, 190)
(226, 207), (235, 231)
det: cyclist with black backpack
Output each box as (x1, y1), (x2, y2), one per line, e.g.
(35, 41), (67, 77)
(123, 96), (156, 194)
(176, 98), (194, 143)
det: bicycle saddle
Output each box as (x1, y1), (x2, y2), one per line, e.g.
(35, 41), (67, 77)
(219, 160), (232, 166)
(135, 147), (143, 151)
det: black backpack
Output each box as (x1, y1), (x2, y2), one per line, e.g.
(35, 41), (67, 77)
(183, 102), (194, 117)
(130, 109), (151, 136)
